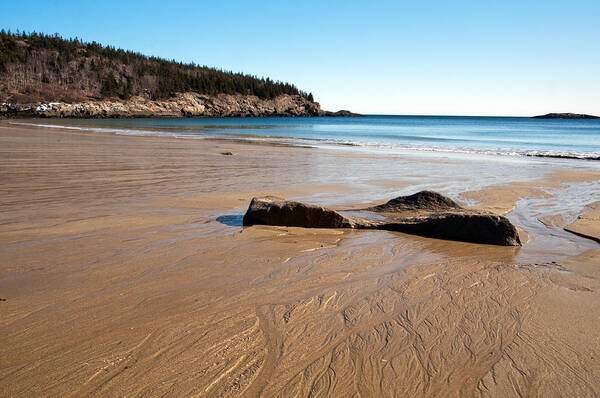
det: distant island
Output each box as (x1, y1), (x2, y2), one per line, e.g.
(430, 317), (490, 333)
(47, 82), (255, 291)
(0, 31), (359, 118)
(532, 113), (599, 119)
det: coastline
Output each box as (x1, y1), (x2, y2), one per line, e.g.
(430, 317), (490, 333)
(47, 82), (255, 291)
(1, 123), (600, 396)
(8, 116), (600, 162)
(0, 93), (360, 119)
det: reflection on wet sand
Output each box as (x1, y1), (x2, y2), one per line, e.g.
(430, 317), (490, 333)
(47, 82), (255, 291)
(1, 123), (599, 396)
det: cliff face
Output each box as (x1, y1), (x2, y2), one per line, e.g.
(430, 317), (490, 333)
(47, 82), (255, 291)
(1, 93), (347, 118)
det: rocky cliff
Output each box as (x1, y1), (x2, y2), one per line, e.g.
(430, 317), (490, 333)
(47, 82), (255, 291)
(1, 93), (359, 118)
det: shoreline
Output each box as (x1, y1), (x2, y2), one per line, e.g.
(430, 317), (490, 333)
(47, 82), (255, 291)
(6, 119), (600, 162)
(1, 123), (599, 396)
(2, 121), (599, 247)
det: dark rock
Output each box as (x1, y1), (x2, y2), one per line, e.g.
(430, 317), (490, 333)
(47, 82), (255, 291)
(324, 109), (363, 117)
(220, 152), (233, 156)
(369, 190), (462, 212)
(378, 213), (521, 246)
(242, 196), (357, 229)
(532, 113), (599, 119)
(243, 191), (522, 246)
(366, 191), (520, 246)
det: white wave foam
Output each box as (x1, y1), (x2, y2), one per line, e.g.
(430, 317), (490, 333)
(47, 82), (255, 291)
(317, 140), (599, 160)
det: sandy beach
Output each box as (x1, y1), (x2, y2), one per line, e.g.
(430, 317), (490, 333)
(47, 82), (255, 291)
(1, 122), (600, 397)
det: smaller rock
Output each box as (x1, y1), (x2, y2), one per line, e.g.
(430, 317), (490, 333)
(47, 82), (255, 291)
(220, 152), (233, 156)
(370, 190), (461, 212)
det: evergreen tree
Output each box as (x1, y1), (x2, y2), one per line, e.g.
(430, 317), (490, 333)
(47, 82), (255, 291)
(101, 72), (119, 97)
(0, 31), (316, 102)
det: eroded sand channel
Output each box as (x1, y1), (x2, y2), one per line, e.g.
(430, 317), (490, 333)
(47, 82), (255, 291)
(1, 123), (599, 397)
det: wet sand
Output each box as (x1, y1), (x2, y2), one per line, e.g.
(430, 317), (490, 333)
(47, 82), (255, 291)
(565, 201), (600, 242)
(1, 123), (600, 397)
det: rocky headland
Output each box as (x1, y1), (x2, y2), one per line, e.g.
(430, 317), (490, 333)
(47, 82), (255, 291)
(0, 32), (361, 119)
(0, 93), (360, 119)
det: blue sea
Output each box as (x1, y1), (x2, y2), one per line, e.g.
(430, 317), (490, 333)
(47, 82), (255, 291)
(13, 115), (600, 160)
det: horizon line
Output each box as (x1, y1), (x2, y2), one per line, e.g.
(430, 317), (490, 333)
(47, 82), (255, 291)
(335, 113), (598, 118)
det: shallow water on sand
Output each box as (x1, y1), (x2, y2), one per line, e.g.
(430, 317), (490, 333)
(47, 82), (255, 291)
(7, 120), (600, 260)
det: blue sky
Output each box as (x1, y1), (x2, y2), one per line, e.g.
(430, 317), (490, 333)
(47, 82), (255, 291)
(2, 0), (599, 115)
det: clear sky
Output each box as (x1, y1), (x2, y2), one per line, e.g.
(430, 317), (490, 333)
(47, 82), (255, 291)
(2, 0), (599, 116)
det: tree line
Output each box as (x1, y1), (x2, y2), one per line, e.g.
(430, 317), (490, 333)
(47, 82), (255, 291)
(0, 30), (314, 103)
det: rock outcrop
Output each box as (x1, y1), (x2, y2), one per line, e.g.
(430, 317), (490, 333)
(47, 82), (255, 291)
(243, 191), (522, 246)
(369, 191), (462, 212)
(0, 93), (361, 119)
(243, 196), (359, 229)
(324, 109), (362, 117)
(532, 113), (599, 119)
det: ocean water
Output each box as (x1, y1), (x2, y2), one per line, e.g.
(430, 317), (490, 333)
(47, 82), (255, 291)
(12, 115), (600, 160)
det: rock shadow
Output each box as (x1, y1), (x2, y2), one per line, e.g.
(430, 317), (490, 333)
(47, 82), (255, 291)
(217, 214), (244, 227)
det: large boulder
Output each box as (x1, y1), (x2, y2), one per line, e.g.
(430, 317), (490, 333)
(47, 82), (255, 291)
(379, 213), (521, 246)
(242, 196), (358, 229)
(367, 190), (520, 246)
(243, 191), (522, 246)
